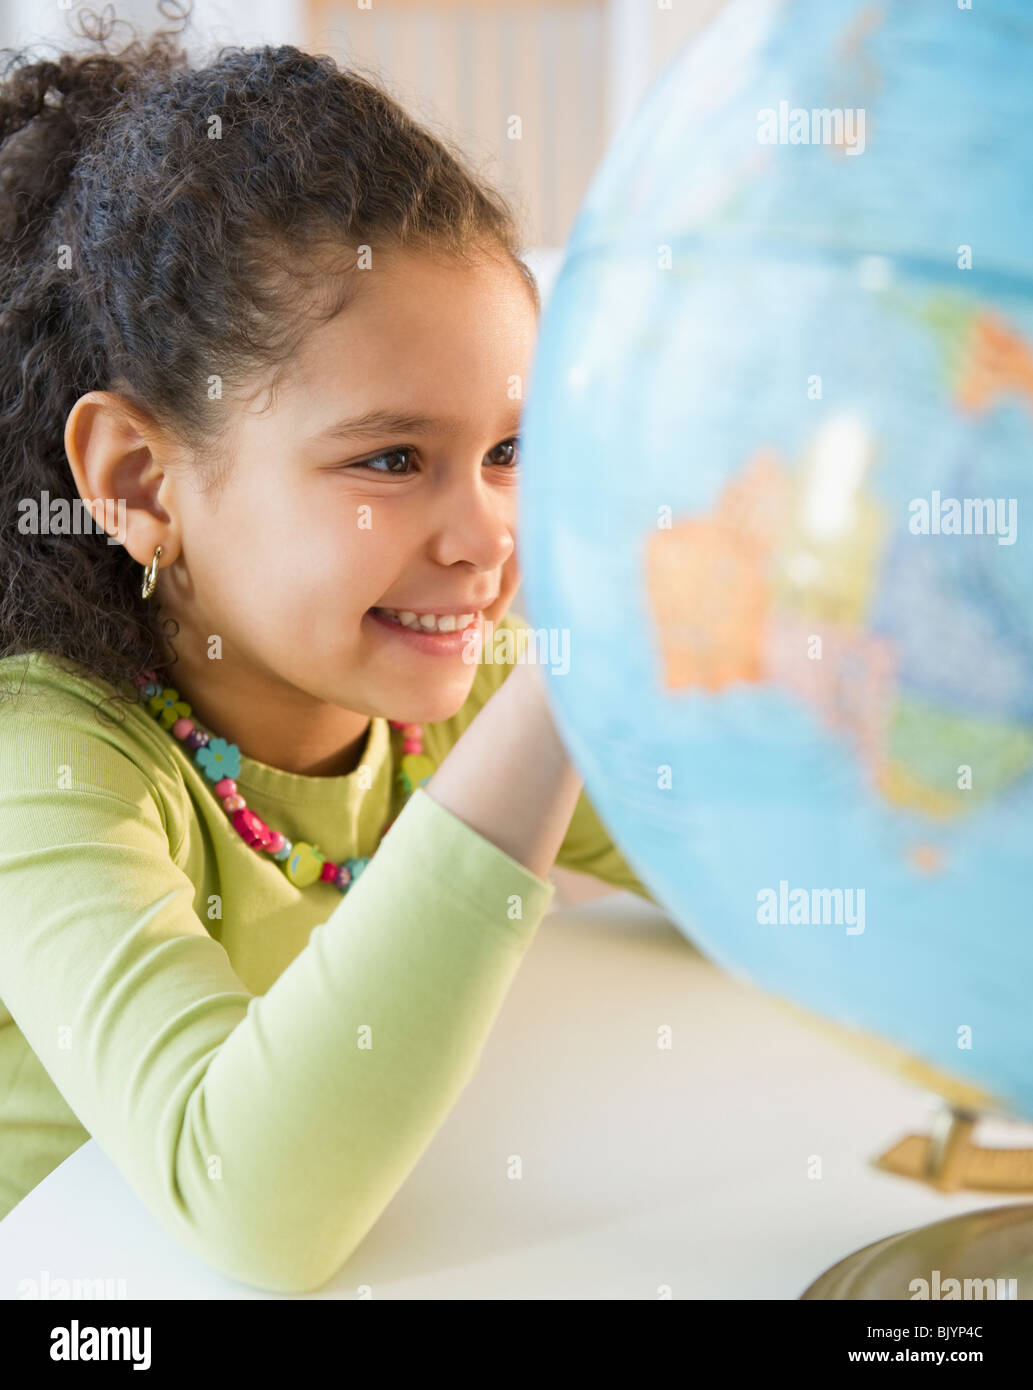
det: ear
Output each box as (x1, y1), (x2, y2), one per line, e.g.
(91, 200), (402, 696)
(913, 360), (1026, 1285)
(64, 391), (182, 575)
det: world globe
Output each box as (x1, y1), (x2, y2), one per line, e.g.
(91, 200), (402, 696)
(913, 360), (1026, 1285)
(520, 0), (1033, 1119)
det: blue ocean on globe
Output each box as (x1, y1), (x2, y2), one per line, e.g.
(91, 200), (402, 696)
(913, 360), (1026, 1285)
(520, 0), (1033, 1115)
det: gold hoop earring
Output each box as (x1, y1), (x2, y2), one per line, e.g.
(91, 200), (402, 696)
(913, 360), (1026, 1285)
(141, 545), (163, 601)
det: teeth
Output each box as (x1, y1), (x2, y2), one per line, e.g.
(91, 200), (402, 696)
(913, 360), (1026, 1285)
(376, 608), (476, 633)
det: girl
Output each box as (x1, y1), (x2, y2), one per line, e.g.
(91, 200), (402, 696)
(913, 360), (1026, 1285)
(0, 11), (653, 1290)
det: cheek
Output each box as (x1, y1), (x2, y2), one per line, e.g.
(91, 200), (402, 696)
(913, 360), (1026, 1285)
(230, 492), (380, 601)
(496, 554), (521, 610)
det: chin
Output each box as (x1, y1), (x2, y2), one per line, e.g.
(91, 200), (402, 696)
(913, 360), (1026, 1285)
(388, 674), (478, 728)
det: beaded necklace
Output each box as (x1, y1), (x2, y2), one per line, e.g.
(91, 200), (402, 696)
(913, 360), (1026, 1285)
(133, 669), (436, 893)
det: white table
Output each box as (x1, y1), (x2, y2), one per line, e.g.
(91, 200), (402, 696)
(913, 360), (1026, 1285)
(1, 892), (1026, 1299)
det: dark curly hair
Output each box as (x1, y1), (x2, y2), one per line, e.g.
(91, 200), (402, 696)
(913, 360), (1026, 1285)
(0, 0), (537, 722)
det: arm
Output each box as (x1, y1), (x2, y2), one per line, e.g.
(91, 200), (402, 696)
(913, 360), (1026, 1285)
(425, 659), (584, 881)
(0, 688), (559, 1294)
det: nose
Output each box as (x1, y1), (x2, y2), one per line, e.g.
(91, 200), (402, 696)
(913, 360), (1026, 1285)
(426, 468), (517, 573)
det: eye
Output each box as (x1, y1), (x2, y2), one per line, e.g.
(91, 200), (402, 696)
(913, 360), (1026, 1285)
(342, 437), (519, 475)
(350, 447), (417, 475)
(487, 437), (520, 468)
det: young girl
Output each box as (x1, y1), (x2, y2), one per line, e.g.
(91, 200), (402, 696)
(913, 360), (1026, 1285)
(0, 16), (654, 1290)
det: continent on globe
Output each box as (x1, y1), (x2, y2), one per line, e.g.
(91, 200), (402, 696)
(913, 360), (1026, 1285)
(643, 425), (891, 718)
(764, 611), (894, 778)
(879, 694), (1033, 819)
(643, 451), (786, 692)
(643, 419), (1033, 824)
(920, 296), (1033, 417)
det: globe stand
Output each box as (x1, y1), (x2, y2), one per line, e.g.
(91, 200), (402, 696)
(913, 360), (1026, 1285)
(800, 1202), (1033, 1300)
(872, 1103), (1033, 1193)
(802, 1104), (1033, 1298)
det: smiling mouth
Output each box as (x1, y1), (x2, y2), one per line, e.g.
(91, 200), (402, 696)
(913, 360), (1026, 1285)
(369, 607), (481, 634)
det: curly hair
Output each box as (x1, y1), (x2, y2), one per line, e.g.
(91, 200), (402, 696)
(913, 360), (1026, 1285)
(0, 0), (537, 723)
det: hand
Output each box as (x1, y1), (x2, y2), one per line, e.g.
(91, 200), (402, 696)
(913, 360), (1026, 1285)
(424, 652), (584, 881)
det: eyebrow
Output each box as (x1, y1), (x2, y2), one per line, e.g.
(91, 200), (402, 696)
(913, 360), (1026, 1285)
(309, 408), (504, 442)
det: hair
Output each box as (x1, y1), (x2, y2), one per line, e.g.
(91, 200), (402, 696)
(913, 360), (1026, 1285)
(0, 0), (538, 722)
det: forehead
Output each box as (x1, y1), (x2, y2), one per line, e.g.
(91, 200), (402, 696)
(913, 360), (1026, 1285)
(270, 246), (538, 416)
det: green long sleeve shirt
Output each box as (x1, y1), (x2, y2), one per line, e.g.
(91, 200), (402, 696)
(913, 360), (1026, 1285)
(0, 611), (653, 1292)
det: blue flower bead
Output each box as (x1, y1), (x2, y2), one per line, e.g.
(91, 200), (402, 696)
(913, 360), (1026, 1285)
(196, 736), (242, 783)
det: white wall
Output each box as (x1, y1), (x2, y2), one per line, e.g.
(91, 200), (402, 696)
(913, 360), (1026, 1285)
(0, 0), (305, 58)
(1, 0), (726, 255)
(606, 0), (727, 146)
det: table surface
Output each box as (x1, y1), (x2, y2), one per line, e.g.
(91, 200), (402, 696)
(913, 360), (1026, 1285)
(2, 892), (1028, 1300)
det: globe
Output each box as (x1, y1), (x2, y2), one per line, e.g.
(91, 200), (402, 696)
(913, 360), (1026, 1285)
(520, 0), (1033, 1119)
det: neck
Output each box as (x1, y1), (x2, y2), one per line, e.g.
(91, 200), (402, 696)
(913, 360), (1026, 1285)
(151, 646), (374, 780)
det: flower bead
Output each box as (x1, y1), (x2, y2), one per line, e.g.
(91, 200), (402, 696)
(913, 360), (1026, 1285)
(147, 687), (177, 719)
(161, 699), (190, 730)
(147, 687), (191, 730)
(345, 856), (370, 881)
(233, 807), (272, 849)
(197, 736), (242, 783)
(222, 793), (246, 813)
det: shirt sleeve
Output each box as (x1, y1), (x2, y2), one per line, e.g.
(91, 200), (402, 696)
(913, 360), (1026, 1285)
(0, 698), (555, 1294)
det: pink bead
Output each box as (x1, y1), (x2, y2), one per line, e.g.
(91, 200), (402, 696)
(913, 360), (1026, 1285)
(172, 717), (195, 740)
(402, 723), (422, 738)
(233, 807), (271, 848)
(320, 860), (339, 882)
(402, 738), (422, 754)
(266, 830), (285, 854)
(222, 793), (246, 813)
(214, 778), (237, 797)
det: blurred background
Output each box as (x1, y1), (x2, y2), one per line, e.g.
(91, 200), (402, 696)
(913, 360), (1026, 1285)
(0, 0), (724, 303)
